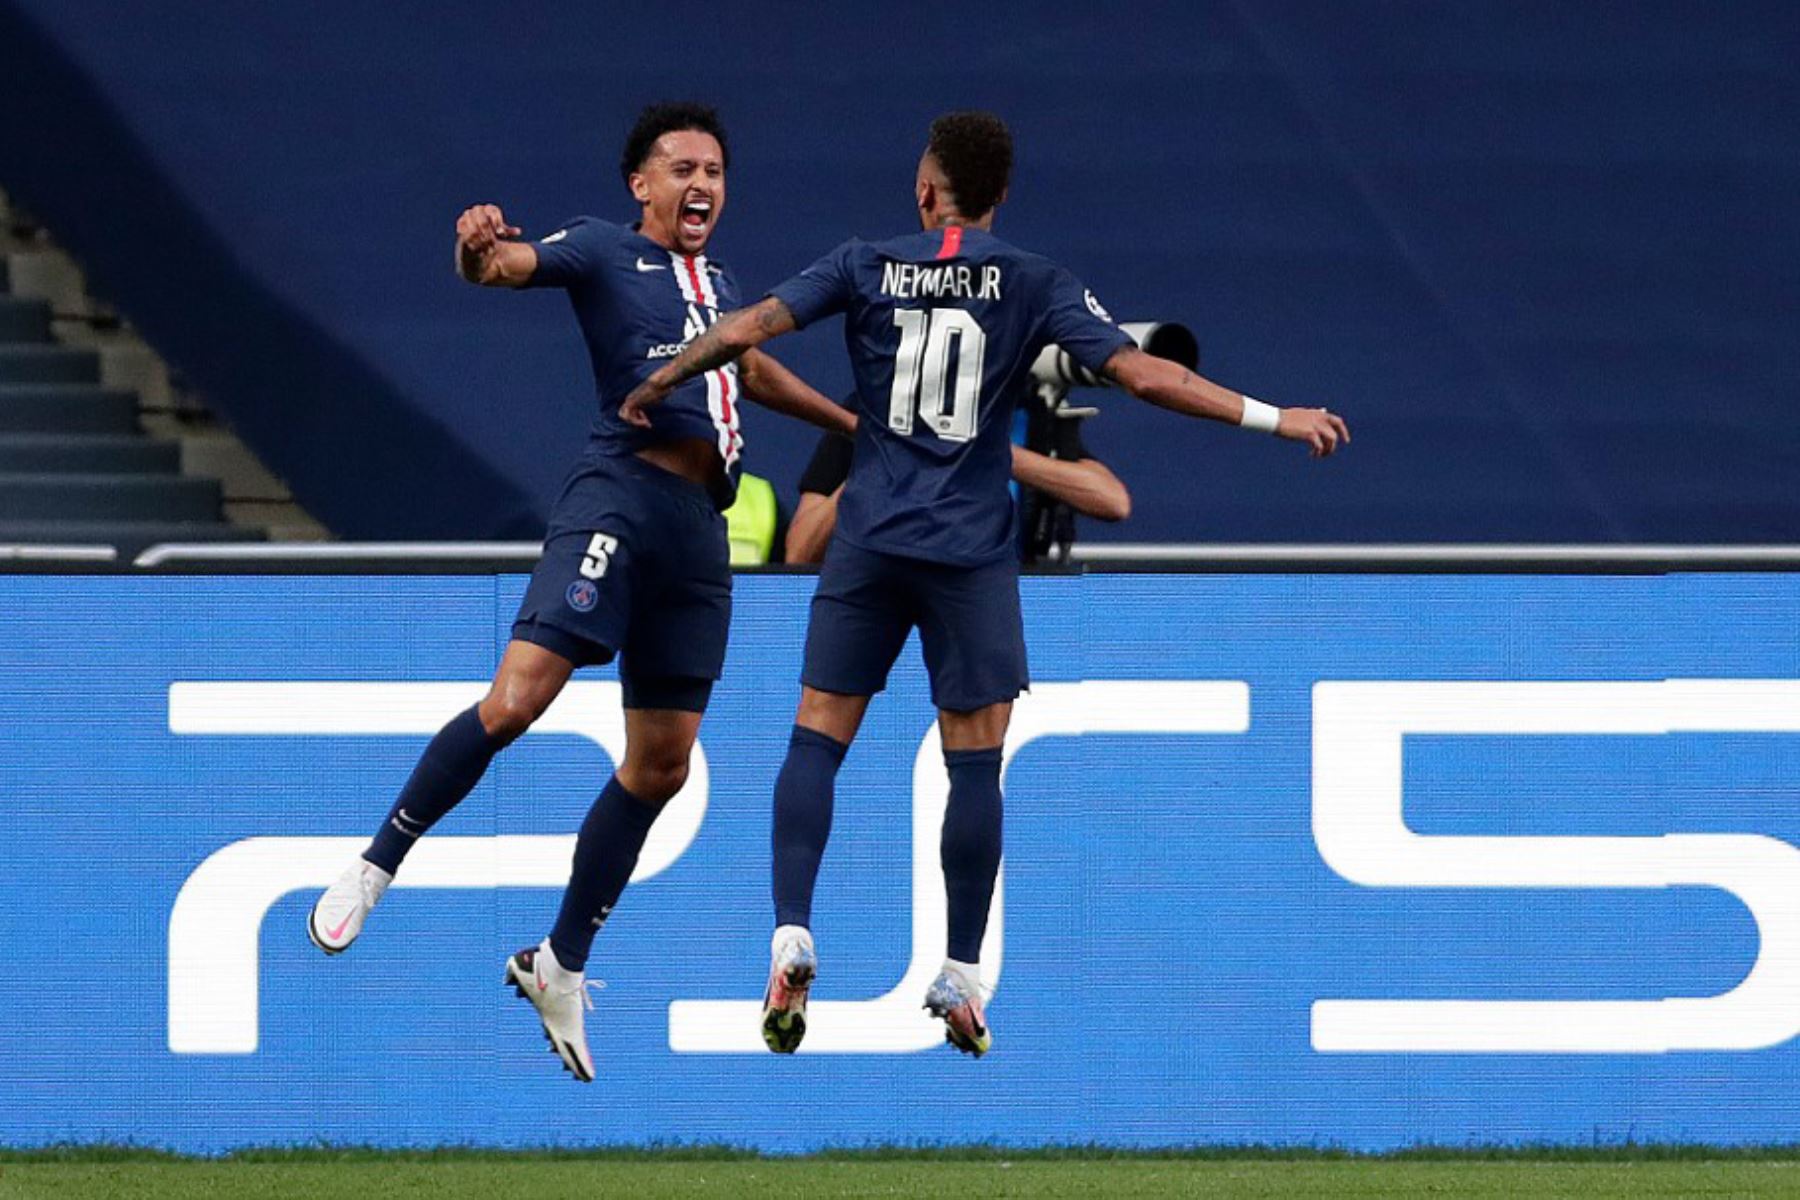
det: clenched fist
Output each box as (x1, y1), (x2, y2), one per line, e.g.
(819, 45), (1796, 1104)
(455, 204), (521, 256)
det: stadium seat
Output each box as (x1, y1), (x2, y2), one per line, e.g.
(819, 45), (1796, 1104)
(0, 433), (178, 472)
(0, 244), (263, 551)
(0, 295), (50, 341)
(0, 343), (100, 384)
(0, 473), (221, 522)
(0, 385), (140, 433)
(0, 520), (260, 555)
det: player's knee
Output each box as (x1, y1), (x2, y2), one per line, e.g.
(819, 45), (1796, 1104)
(621, 751), (689, 805)
(478, 691), (544, 743)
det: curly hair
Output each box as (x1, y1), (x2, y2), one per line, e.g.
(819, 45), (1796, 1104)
(925, 111), (1013, 220)
(620, 102), (730, 186)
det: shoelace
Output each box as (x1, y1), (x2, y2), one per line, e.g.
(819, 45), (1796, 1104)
(535, 959), (607, 1010)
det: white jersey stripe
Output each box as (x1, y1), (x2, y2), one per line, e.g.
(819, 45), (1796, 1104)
(694, 256), (745, 463)
(668, 250), (698, 303)
(703, 369), (729, 465)
(668, 251), (741, 469)
(692, 254), (719, 308)
(718, 361), (742, 466)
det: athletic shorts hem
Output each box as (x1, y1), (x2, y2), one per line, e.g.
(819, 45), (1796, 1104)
(929, 679), (1029, 714)
(799, 665), (888, 700)
(511, 617), (617, 669)
(621, 674), (715, 713)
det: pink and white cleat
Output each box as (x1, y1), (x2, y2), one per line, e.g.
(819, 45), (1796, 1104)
(925, 966), (992, 1058)
(761, 925), (817, 1054)
(307, 858), (392, 955)
(505, 939), (598, 1084)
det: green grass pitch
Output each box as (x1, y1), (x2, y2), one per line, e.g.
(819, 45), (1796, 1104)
(5, 1148), (1800, 1199)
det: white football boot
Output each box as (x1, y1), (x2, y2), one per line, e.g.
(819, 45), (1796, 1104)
(761, 924), (817, 1054)
(924, 961), (992, 1058)
(307, 858), (392, 955)
(505, 939), (598, 1083)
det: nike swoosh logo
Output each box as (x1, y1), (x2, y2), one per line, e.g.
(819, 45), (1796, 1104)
(635, 258), (667, 272)
(325, 909), (356, 941)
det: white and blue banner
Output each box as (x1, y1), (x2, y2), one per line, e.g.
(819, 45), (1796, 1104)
(5, 573), (1800, 1151)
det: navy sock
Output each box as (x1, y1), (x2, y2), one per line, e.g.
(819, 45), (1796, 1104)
(941, 746), (1004, 964)
(548, 775), (661, 973)
(365, 705), (509, 874)
(771, 725), (850, 929)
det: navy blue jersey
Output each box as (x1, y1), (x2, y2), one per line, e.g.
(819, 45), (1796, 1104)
(770, 226), (1132, 565)
(527, 216), (745, 484)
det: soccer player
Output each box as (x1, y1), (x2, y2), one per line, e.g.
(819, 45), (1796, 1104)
(307, 102), (852, 1083)
(620, 111), (1347, 1057)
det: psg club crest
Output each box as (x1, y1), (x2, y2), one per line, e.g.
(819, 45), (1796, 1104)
(565, 579), (599, 612)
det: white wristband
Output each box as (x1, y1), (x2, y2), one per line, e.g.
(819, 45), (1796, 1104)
(1239, 395), (1281, 434)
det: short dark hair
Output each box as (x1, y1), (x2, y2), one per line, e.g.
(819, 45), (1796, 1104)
(926, 111), (1013, 219)
(620, 102), (729, 187)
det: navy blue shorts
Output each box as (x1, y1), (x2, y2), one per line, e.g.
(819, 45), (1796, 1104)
(513, 453), (730, 712)
(801, 537), (1028, 713)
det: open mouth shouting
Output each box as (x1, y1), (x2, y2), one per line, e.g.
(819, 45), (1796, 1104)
(678, 195), (714, 242)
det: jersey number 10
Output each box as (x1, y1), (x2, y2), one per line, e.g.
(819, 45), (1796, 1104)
(888, 307), (987, 443)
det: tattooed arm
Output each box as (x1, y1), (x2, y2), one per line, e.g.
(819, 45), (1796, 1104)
(620, 297), (797, 428)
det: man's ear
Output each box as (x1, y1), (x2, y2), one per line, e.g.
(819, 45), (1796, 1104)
(916, 177), (935, 213)
(629, 172), (651, 205)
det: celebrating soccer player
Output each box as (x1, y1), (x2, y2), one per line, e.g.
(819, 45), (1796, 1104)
(621, 111), (1348, 1057)
(307, 103), (852, 1083)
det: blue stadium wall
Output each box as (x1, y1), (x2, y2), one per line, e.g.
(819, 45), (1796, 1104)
(0, 3), (1794, 541)
(6, 571), (1800, 1150)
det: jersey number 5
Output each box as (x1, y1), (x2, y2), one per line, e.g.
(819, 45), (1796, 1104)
(579, 532), (619, 580)
(888, 307), (987, 443)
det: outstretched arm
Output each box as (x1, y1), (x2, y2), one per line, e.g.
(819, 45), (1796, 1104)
(1101, 346), (1349, 456)
(620, 297), (797, 427)
(1010, 446), (1132, 522)
(455, 204), (538, 288)
(789, 446), (1127, 567)
(739, 349), (857, 438)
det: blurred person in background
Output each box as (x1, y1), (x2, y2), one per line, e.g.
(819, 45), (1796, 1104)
(787, 401), (1129, 565)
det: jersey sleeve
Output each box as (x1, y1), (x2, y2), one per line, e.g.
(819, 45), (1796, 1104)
(797, 428), (855, 495)
(524, 216), (617, 289)
(1041, 267), (1135, 376)
(768, 240), (860, 329)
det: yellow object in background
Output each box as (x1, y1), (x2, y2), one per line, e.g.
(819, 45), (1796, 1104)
(724, 473), (778, 566)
